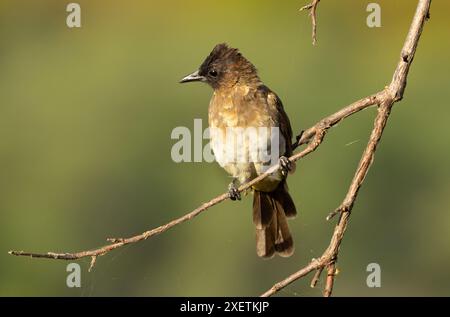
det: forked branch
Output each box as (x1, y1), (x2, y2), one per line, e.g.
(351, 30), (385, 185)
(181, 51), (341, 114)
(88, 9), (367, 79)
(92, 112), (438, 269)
(261, 0), (431, 297)
(300, 0), (321, 45)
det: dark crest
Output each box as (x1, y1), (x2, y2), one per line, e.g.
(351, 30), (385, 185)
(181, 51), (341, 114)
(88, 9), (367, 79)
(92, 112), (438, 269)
(179, 43), (259, 88)
(198, 43), (259, 88)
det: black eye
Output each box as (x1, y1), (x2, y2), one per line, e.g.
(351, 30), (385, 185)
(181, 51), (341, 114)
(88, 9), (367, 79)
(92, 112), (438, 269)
(209, 70), (218, 77)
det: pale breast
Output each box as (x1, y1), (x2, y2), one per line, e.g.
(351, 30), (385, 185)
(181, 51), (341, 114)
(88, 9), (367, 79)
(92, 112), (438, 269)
(208, 86), (286, 184)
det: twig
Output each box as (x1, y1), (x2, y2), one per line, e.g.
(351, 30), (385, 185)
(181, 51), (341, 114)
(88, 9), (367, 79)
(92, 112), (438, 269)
(323, 262), (336, 297)
(310, 266), (324, 288)
(261, 0), (431, 297)
(300, 0), (321, 45)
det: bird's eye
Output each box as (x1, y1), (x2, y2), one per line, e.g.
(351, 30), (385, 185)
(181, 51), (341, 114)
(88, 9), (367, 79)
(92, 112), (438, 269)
(209, 70), (218, 77)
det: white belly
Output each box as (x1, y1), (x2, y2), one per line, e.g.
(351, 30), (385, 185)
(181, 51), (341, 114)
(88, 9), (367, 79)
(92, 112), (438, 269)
(209, 126), (286, 184)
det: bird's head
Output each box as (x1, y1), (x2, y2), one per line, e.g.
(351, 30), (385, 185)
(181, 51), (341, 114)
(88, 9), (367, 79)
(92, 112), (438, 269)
(180, 43), (259, 90)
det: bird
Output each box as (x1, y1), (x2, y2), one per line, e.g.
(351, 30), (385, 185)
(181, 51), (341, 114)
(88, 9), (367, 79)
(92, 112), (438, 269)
(180, 43), (297, 258)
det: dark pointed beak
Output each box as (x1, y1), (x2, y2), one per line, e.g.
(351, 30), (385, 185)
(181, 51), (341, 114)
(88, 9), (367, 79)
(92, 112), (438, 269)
(179, 70), (205, 83)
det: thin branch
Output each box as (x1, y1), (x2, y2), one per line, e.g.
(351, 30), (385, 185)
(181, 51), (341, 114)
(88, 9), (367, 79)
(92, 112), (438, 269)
(8, 92), (382, 265)
(300, 0), (321, 45)
(261, 0), (431, 297)
(323, 262), (336, 297)
(310, 266), (324, 288)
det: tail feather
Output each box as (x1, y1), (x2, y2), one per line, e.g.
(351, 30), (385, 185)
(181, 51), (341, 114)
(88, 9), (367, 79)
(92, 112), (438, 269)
(274, 207), (294, 257)
(253, 182), (296, 258)
(253, 191), (276, 258)
(272, 182), (297, 219)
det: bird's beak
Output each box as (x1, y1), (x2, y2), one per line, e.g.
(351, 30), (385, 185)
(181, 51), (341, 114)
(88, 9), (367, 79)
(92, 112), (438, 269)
(179, 70), (205, 83)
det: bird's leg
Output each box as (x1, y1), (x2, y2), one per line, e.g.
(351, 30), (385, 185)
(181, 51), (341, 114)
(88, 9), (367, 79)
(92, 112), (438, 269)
(279, 156), (292, 177)
(228, 178), (241, 201)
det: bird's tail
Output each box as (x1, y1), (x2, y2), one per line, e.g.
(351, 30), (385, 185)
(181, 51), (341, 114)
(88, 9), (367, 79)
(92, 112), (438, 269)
(252, 181), (297, 258)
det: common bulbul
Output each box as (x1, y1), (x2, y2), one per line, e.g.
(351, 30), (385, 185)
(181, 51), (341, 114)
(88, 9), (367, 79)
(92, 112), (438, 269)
(180, 43), (296, 258)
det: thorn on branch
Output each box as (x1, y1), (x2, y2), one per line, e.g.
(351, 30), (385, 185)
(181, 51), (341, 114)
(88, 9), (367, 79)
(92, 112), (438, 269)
(89, 256), (97, 272)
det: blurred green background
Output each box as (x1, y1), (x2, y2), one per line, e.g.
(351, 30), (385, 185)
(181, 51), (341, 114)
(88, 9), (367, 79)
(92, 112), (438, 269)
(1, 0), (449, 296)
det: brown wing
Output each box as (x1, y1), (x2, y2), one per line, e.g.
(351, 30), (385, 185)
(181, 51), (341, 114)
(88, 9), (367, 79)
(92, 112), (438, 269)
(257, 85), (294, 157)
(273, 92), (294, 157)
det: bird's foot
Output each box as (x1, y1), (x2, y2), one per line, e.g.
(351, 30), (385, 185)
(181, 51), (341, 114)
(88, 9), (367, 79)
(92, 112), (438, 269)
(228, 181), (241, 201)
(279, 156), (292, 177)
